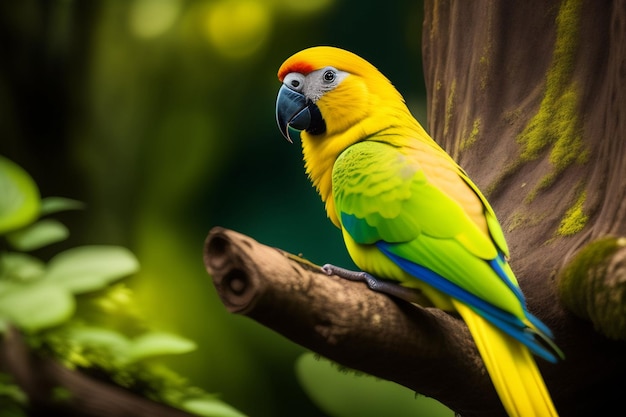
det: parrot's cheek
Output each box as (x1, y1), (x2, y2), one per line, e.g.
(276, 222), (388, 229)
(276, 85), (325, 142)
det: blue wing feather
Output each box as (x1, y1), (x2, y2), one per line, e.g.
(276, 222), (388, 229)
(487, 254), (525, 302)
(377, 242), (558, 363)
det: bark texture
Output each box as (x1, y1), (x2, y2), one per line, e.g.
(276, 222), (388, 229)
(204, 1), (626, 416)
(204, 227), (499, 415)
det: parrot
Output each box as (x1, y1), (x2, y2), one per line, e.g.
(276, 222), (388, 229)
(275, 46), (562, 417)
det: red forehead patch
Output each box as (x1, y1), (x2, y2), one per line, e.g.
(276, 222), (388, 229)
(278, 61), (314, 81)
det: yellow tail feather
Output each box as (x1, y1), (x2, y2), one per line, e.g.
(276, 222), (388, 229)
(453, 301), (559, 417)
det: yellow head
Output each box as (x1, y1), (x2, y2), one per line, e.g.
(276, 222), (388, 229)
(275, 46), (422, 224)
(276, 46), (409, 141)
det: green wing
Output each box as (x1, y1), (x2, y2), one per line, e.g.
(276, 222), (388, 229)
(332, 140), (500, 255)
(332, 140), (523, 315)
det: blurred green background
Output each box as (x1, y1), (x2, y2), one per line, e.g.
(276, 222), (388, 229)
(0, 0), (427, 415)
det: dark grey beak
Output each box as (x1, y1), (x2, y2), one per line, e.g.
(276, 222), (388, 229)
(275, 84), (325, 143)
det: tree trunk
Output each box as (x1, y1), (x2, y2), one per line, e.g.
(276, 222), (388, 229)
(204, 1), (626, 416)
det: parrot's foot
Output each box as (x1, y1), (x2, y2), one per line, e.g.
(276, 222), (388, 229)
(322, 264), (423, 304)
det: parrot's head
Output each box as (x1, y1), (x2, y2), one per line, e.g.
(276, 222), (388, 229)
(275, 46), (406, 143)
(275, 47), (416, 221)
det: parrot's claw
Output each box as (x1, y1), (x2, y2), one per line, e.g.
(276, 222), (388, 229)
(321, 264), (423, 304)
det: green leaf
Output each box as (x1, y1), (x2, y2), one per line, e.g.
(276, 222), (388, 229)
(0, 372), (28, 405)
(0, 282), (75, 332)
(0, 156), (41, 235)
(51, 386), (72, 403)
(40, 197), (85, 215)
(295, 353), (454, 417)
(6, 219), (69, 251)
(127, 332), (197, 363)
(43, 246), (140, 294)
(0, 252), (46, 282)
(0, 403), (28, 417)
(63, 326), (131, 358)
(181, 397), (248, 417)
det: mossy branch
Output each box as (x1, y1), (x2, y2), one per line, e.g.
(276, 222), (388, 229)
(557, 237), (626, 339)
(0, 327), (194, 417)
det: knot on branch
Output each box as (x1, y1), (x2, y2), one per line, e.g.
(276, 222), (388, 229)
(204, 227), (267, 313)
(557, 236), (626, 340)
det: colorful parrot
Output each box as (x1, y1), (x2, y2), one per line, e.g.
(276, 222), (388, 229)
(275, 46), (562, 417)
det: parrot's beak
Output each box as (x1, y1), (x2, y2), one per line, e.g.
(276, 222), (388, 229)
(275, 84), (325, 143)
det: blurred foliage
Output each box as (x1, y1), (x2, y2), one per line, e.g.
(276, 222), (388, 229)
(0, 372), (28, 417)
(296, 353), (453, 417)
(0, 0), (427, 416)
(0, 156), (245, 416)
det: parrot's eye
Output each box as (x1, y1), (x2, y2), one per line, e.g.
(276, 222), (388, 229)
(323, 69), (336, 83)
(290, 80), (300, 88)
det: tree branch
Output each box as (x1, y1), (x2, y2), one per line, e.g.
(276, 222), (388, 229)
(205, 227), (508, 416)
(203, 227), (626, 417)
(0, 327), (194, 417)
